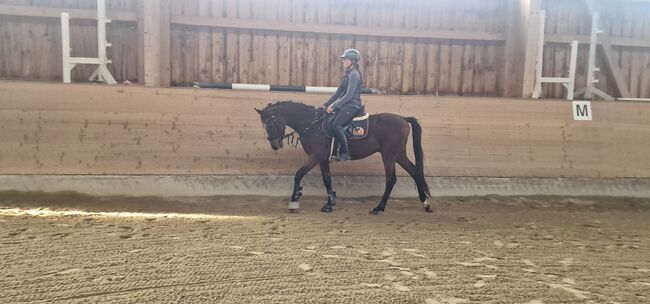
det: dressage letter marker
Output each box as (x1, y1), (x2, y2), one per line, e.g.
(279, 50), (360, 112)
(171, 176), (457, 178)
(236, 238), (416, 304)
(572, 101), (592, 121)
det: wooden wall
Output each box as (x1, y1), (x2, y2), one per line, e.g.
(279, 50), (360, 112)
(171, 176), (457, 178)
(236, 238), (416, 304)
(2, 81), (649, 178)
(0, 0), (139, 83)
(0, 0), (649, 98)
(541, 0), (650, 99)
(168, 0), (506, 96)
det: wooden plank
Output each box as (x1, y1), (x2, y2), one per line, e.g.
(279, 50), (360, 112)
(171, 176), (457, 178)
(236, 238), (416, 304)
(425, 42), (440, 95)
(352, 0), (368, 89)
(276, 0), (291, 86)
(0, 4), (137, 21)
(136, 0), (144, 83)
(262, 0), (278, 85)
(521, 1), (542, 98)
(640, 8), (650, 97)
(389, 4), (405, 94)
(4, 82), (650, 177)
(197, 0), (212, 82)
(159, 0), (171, 86)
(401, 5), (417, 94)
(449, 41), (463, 95)
(303, 0), (317, 86)
(169, 1), (182, 85)
(143, 0), (162, 86)
(182, 1), (198, 86)
(327, 1), (343, 88)
(472, 41), (486, 96)
(251, 0), (268, 83)
(502, 0), (526, 97)
(364, 2), (381, 90)
(599, 36), (632, 97)
(224, 0), (238, 83)
(0, 16), (6, 78)
(170, 15), (507, 42)
(627, 7), (642, 97)
(412, 0), (429, 95)
(314, 0), (330, 87)
(340, 1), (355, 87)
(236, 0), (252, 84)
(210, 0), (225, 82)
(413, 39), (427, 95)
(484, 41), (499, 97)
(289, 0), (304, 86)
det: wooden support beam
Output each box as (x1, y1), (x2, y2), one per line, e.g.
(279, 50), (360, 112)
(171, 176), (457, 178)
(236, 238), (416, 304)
(521, 0), (543, 98)
(0, 4), (136, 22)
(140, 0), (171, 87)
(143, 0), (161, 86)
(598, 35), (631, 97)
(583, 0), (631, 98)
(136, 0), (145, 84)
(503, 0), (534, 97)
(159, 0), (171, 87)
(170, 15), (506, 42)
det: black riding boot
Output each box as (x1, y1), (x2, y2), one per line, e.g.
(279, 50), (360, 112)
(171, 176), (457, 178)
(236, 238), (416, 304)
(332, 125), (351, 161)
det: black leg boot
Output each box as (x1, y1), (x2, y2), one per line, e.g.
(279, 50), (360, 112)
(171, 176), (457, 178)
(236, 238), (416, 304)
(332, 125), (351, 161)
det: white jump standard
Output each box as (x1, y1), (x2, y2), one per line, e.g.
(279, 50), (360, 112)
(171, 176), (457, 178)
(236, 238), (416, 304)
(60, 0), (116, 85)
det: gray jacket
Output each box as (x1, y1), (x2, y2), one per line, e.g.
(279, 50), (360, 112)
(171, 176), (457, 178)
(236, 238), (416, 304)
(324, 67), (363, 111)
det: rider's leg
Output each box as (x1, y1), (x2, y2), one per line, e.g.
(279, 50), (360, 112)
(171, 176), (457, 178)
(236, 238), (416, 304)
(330, 106), (356, 161)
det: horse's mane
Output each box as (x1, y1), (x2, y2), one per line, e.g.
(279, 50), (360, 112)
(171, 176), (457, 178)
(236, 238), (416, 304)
(263, 100), (316, 111)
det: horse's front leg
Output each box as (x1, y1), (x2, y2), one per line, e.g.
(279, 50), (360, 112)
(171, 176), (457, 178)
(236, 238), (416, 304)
(319, 160), (336, 213)
(289, 156), (319, 212)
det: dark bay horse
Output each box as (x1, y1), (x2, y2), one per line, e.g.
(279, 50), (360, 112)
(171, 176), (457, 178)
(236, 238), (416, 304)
(255, 101), (432, 214)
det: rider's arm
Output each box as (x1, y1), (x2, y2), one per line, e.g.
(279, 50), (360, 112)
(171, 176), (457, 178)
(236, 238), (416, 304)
(323, 81), (345, 107)
(330, 70), (360, 111)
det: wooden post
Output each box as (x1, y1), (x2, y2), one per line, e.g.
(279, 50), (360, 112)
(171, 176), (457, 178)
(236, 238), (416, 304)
(143, 0), (161, 86)
(136, 0), (144, 84)
(159, 0), (171, 87)
(521, 0), (542, 98)
(61, 12), (72, 83)
(141, 0), (171, 87)
(503, 0), (530, 97)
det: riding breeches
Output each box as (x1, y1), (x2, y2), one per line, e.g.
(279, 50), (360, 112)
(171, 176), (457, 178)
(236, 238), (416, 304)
(331, 105), (359, 128)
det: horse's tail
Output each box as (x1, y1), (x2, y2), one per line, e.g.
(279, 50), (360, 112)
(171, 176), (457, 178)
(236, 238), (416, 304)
(404, 117), (432, 199)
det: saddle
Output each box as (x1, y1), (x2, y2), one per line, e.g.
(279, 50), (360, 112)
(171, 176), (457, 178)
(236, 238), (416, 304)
(322, 106), (370, 159)
(322, 106), (370, 140)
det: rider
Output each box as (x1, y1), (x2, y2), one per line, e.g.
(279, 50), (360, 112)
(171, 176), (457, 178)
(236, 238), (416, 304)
(323, 48), (364, 161)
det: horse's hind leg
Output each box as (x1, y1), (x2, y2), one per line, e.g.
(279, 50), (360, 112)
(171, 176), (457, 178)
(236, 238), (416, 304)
(289, 156), (319, 212)
(371, 155), (397, 215)
(319, 160), (336, 213)
(396, 152), (432, 213)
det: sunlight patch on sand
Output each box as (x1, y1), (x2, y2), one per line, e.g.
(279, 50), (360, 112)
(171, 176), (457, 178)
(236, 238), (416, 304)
(0, 208), (262, 221)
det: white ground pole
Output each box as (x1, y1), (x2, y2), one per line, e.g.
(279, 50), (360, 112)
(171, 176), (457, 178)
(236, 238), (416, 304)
(60, 0), (116, 85)
(532, 10), (579, 100)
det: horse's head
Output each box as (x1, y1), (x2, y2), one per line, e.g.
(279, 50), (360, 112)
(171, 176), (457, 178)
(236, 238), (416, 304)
(255, 107), (287, 150)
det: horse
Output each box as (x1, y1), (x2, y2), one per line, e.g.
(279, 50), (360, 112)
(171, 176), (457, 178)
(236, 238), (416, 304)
(255, 101), (432, 215)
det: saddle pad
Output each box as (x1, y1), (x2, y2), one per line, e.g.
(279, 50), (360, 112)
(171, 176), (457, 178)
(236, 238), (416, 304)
(322, 115), (370, 140)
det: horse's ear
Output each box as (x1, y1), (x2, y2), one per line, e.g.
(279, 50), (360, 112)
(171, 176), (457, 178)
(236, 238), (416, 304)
(254, 108), (263, 115)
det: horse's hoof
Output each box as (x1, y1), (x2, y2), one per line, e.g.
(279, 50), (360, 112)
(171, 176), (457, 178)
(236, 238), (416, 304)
(369, 209), (383, 215)
(288, 209), (299, 213)
(321, 205), (333, 213)
(288, 201), (300, 210)
(424, 205), (433, 213)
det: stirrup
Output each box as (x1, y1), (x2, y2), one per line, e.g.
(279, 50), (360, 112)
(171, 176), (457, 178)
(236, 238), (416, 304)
(333, 152), (351, 161)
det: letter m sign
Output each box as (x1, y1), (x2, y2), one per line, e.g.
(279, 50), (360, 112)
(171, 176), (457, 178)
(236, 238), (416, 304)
(572, 101), (592, 121)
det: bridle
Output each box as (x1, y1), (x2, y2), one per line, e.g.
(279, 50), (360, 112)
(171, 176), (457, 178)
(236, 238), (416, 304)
(264, 109), (327, 148)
